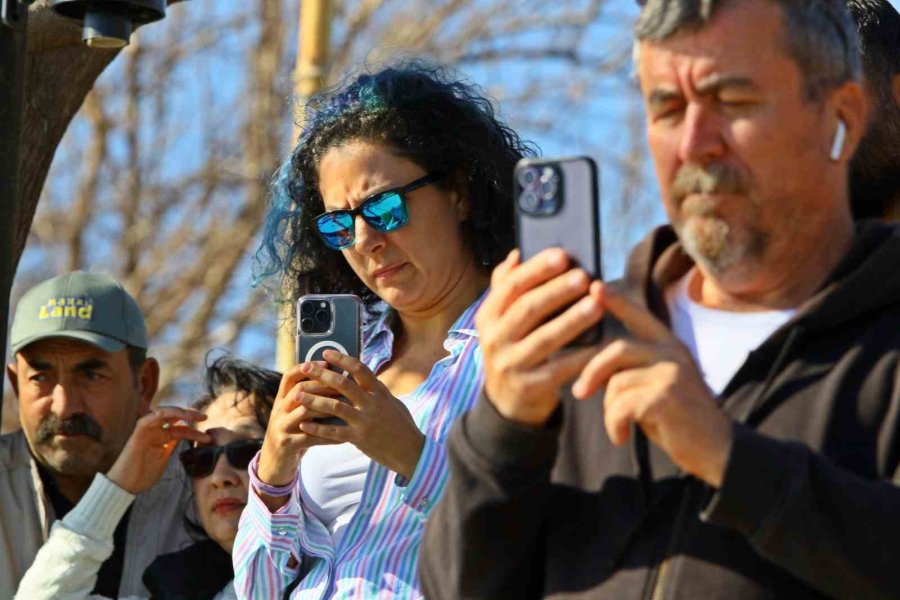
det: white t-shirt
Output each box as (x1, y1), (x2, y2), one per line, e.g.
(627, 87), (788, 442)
(297, 394), (414, 549)
(299, 441), (370, 549)
(665, 269), (797, 396)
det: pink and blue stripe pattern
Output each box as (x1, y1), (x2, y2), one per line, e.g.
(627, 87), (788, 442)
(233, 293), (485, 599)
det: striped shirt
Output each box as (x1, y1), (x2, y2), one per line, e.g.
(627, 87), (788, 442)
(233, 293), (486, 599)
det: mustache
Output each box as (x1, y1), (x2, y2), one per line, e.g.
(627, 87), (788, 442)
(36, 413), (103, 444)
(670, 163), (750, 202)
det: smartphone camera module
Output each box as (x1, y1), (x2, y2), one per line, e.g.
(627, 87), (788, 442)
(300, 300), (332, 334)
(517, 166), (541, 189)
(518, 164), (562, 215)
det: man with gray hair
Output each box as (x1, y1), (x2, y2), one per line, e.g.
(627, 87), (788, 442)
(421, 1), (900, 599)
(847, 0), (900, 220)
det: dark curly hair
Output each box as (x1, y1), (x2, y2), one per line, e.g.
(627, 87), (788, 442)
(190, 353), (280, 428)
(254, 60), (536, 310)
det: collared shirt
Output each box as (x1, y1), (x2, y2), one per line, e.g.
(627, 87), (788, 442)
(233, 293), (486, 599)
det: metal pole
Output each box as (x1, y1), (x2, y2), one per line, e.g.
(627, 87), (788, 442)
(275, 0), (332, 372)
(0, 7), (28, 419)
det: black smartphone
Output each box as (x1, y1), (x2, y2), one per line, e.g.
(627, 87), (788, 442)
(295, 294), (363, 425)
(514, 156), (601, 345)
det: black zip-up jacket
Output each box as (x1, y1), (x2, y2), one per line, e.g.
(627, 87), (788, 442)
(420, 222), (900, 600)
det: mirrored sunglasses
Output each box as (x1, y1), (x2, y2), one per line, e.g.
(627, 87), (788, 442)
(179, 438), (263, 478)
(312, 171), (446, 250)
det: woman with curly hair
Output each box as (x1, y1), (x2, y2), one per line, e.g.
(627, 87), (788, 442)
(233, 61), (534, 598)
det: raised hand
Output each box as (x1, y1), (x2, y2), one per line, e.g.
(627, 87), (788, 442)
(256, 362), (339, 498)
(106, 406), (210, 495)
(295, 351), (425, 481)
(475, 248), (605, 426)
(572, 283), (733, 487)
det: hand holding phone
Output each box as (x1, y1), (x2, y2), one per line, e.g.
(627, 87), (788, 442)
(514, 156), (602, 345)
(296, 294), (363, 425)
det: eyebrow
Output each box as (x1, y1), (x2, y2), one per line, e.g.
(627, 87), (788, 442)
(695, 75), (758, 95)
(647, 75), (758, 109)
(22, 357), (108, 374)
(75, 358), (109, 372)
(23, 358), (53, 371)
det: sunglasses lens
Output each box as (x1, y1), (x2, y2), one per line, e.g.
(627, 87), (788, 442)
(179, 440), (262, 478)
(362, 192), (408, 232)
(315, 212), (355, 250)
(225, 440), (263, 470)
(180, 446), (215, 478)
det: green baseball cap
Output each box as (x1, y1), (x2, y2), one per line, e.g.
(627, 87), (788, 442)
(10, 271), (148, 355)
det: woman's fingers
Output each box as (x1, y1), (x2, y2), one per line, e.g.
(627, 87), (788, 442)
(275, 361), (330, 403)
(298, 362), (368, 409)
(299, 420), (353, 443)
(298, 391), (358, 425)
(322, 351), (383, 392)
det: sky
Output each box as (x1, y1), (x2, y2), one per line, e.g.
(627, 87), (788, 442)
(6, 0), (899, 386)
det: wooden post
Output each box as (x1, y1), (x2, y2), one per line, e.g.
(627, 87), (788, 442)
(275, 0), (332, 372)
(0, 15), (28, 416)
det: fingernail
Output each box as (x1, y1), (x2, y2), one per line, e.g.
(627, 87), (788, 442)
(549, 251), (566, 268)
(572, 381), (585, 398)
(581, 297), (599, 315)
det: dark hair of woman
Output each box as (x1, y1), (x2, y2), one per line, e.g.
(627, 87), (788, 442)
(254, 60), (536, 310)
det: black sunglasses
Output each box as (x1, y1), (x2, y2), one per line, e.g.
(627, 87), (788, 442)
(312, 171), (446, 250)
(179, 438), (263, 478)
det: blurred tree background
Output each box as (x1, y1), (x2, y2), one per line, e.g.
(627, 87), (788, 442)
(4, 0), (662, 428)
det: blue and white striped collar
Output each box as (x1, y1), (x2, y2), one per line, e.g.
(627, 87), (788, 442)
(362, 289), (487, 349)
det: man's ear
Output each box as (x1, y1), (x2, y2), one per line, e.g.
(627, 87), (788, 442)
(137, 357), (160, 413)
(6, 362), (19, 397)
(456, 193), (471, 222)
(831, 79), (868, 161)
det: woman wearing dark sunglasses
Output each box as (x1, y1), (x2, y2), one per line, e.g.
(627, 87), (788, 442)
(236, 62), (533, 599)
(141, 356), (280, 600)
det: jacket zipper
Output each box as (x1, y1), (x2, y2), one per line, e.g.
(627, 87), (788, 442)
(643, 327), (804, 600)
(643, 481), (695, 600)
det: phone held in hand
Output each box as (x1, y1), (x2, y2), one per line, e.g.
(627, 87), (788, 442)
(295, 294), (363, 425)
(514, 156), (602, 345)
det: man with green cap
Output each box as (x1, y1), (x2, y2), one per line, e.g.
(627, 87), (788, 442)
(1, 272), (209, 599)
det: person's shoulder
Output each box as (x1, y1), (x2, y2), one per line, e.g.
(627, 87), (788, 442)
(0, 430), (33, 474)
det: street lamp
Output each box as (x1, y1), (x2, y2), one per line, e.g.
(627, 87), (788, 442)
(50, 0), (165, 48)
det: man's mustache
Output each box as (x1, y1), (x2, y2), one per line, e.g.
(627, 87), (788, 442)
(670, 162), (750, 202)
(36, 413), (103, 444)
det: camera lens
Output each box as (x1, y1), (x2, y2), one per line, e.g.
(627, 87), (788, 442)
(540, 174), (559, 200)
(300, 302), (314, 316)
(519, 190), (541, 213)
(517, 166), (541, 190)
(315, 309), (331, 323)
(300, 317), (315, 332)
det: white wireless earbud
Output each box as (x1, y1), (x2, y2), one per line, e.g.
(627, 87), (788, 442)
(830, 119), (847, 161)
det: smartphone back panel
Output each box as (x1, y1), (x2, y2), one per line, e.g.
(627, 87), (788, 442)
(515, 156), (601, 280)
(295, 294), (363, 366)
